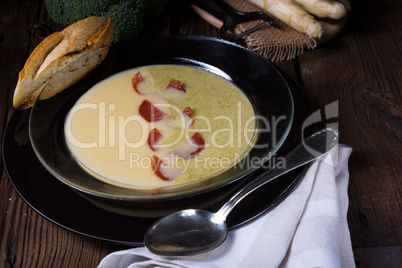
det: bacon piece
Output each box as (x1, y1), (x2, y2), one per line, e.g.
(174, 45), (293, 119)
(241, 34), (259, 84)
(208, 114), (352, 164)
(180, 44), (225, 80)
(131, 71), (145, 94)
(173, 132), (205, 159)
(182, 106), (195, 127)
(190, 132), (205, 156)
(147, 128), (163, 151)
(151, 155), (182, 181)
(166, 78), (186, 93)
(132, 71), (157, 95)
(182, 106), (195, 118)
(139, 100), (166, 122)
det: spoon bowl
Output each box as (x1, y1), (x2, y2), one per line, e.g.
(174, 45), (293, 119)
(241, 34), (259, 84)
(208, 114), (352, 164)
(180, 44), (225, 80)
(144, 209), (227, 256)
(144, 128), (339, 256)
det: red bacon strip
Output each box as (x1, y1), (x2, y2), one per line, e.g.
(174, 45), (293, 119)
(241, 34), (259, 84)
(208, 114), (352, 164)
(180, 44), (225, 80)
(182, 106), (195, 127)
(147, 128), (163, 151)
(182, 106), (195, 119)
(139, 100), (166, 122)
(151, 155), (182, 181)
(131, 71), (145, 94)
(173, 132), (205, 159)
(189, 132), (205, 156)
(166, 78), (186, 93)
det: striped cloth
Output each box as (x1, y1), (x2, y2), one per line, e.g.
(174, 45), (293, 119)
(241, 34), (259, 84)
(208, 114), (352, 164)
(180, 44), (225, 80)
(98, 145), (354, 268)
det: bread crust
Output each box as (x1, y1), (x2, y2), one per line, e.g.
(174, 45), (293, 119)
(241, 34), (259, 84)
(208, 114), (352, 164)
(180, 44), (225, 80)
(13, 17), (114, 109)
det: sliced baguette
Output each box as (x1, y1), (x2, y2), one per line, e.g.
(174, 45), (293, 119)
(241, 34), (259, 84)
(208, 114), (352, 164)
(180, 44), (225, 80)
(13, 16), (114, 109)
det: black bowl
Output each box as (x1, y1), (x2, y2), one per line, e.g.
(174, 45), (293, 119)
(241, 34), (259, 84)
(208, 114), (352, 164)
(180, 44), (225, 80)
(28, 35), (294, 210)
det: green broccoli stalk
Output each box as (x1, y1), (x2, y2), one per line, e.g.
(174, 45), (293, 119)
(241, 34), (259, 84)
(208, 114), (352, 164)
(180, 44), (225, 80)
(46, 0), (168, 43)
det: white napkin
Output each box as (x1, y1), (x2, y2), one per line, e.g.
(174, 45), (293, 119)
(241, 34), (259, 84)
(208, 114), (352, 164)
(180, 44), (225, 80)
(98, 145), (354, 268)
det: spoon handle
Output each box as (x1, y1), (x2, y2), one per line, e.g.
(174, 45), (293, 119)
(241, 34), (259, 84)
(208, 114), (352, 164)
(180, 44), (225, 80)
(216, 127), (339, 219)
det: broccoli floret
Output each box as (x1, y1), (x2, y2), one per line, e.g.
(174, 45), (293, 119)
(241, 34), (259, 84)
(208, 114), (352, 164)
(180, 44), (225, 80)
(45, 0), (168, 43)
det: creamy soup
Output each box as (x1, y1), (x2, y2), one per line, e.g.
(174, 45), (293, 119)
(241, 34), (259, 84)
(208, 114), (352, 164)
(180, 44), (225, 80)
(65, 65), (256, 188)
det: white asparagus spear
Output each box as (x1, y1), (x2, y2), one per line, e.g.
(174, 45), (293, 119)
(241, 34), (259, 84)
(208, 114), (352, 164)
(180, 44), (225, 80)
(294, 0), (347, 19)
(248, 0), (323, 38)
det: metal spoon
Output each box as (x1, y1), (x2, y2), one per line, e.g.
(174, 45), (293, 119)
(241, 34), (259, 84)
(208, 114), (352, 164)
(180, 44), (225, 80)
(144, 128), (339, 256)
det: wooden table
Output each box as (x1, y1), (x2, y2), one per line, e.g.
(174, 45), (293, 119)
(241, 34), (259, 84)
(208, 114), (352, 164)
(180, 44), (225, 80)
(1, 0), (400, 267)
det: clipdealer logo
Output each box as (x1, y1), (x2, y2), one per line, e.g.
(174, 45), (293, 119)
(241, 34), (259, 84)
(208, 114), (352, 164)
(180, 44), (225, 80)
(64, 100), (292, 170)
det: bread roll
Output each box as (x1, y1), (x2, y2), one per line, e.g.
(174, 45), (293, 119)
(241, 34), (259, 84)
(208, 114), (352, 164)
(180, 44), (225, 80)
(13, 16), (114, 109)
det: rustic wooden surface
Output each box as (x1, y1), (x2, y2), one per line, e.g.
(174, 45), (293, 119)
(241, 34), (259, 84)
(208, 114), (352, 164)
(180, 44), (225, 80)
(0, 0), (401, 267)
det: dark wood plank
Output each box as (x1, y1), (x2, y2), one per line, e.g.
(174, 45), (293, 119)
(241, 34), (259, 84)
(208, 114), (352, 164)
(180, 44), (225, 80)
(173, 1), (220, 37)
(296, 0), (402, 251)
(354, 247), (402, 268)
(0, 171), (127, 267)
(0, 1), (127, 267)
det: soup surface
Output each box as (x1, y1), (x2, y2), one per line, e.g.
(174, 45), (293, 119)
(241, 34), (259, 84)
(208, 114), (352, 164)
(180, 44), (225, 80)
(65, 65), (256, 187)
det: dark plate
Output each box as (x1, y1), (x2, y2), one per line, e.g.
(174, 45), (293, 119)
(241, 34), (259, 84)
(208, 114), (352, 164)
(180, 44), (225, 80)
(3, 35), (313, 246)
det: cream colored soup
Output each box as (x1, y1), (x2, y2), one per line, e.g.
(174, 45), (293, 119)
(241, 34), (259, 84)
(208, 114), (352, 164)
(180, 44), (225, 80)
(65, 65), (256, 188)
